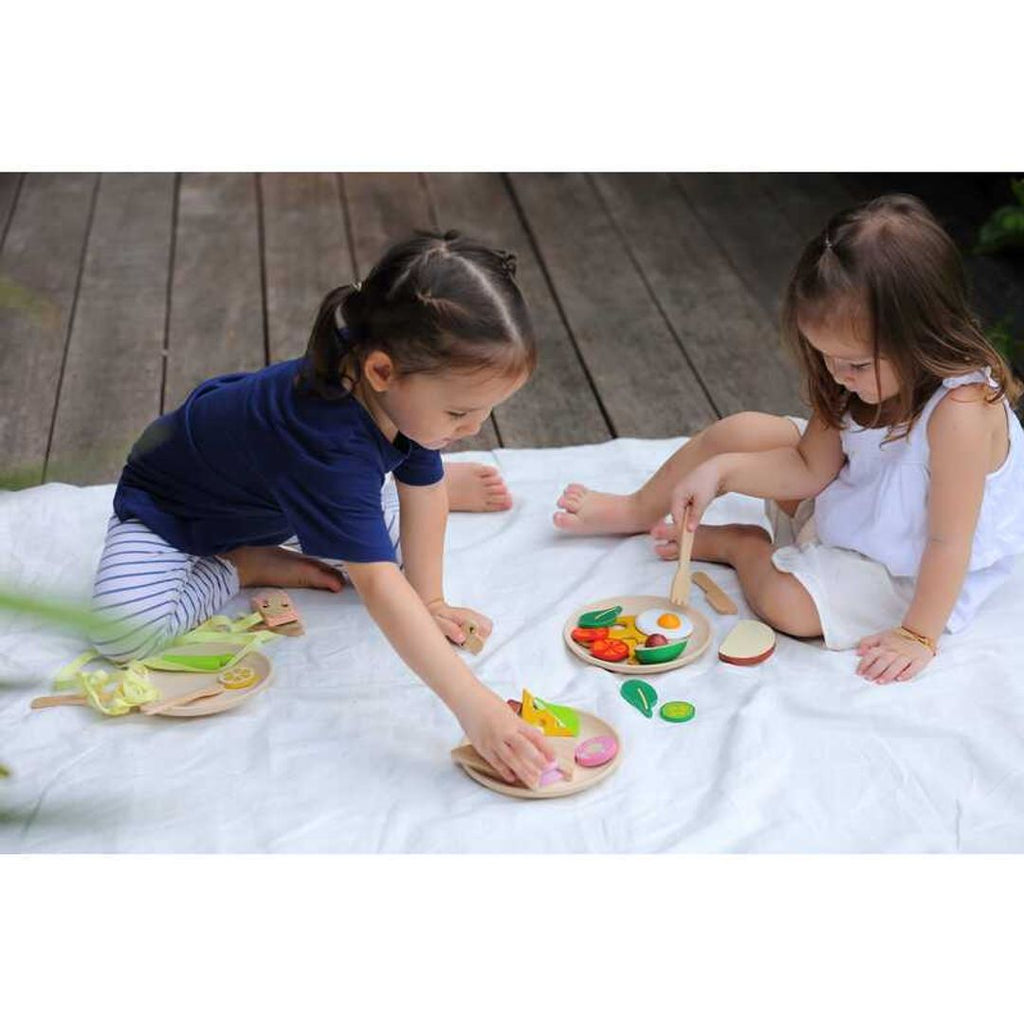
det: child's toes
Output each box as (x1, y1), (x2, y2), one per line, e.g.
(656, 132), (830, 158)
(653, 540), (679, 560)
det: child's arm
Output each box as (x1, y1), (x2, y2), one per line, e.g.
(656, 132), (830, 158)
(669, 413), (845, 529)
(856, 387), (992, 683)
(343, 558), (553, 788)
(396, 479), (492, 645)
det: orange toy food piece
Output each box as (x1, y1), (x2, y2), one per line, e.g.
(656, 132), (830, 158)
(590, 637), (630, 662)
(571, 626), (609, 645)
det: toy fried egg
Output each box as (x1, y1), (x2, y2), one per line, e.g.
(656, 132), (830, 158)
(635, 608), (694, 641)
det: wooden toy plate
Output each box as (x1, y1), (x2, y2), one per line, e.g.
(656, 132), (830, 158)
(146, 643), (273, 717)
(456, 709), (622, 800)
(563, 594), (712, 674)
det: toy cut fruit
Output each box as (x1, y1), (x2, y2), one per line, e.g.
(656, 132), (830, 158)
(218, 665), (257, 689)
(634, 639), (688, 664)
(571, 626), (610, 645)
(590, 638), (630, 662)
(718, 620), (776, 665)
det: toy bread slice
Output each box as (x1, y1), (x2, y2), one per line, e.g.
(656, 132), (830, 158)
(451, 737), (576, 784)
(718, 619), (776, 665)
(451, 743), (507, 781)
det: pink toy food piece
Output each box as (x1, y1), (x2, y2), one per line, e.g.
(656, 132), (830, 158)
(538, 759), (564, 787)
(574, 734), (618, 768)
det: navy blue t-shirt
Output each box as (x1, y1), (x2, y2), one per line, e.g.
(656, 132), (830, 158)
(113, 358), (443, 561)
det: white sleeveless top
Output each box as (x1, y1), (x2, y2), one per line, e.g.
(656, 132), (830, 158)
(814, 369), (1024, 632)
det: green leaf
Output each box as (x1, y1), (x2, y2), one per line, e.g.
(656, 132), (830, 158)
(976, 204), (1024, 254)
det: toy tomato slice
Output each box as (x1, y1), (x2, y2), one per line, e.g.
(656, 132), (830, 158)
(590, 638), (630, 662)
(571, 626), (609, 645)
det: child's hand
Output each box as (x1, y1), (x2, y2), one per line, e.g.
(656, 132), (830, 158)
(425, 599), (493, 647)
(669, 461), (722, 534)
(457, 688), (554, 788)
(856, 629), (935, 683)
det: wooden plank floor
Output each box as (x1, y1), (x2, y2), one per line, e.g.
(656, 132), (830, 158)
(1, 172), (1021, 488)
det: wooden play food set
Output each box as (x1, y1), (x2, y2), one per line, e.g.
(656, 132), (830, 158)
(564, 595), (712, 673)
(452, 688), (622, 799)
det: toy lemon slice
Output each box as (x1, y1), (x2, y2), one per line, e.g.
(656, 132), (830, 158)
(218, 665), (258, 690)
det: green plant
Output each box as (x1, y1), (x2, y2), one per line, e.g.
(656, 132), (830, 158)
(975, 179), (1024, 255)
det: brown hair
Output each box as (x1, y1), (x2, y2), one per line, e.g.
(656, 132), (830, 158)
(296, 230), (536, 399)
(782, 193), (1022, 438)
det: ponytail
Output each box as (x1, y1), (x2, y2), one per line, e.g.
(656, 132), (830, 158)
(295, 284), (360, 399)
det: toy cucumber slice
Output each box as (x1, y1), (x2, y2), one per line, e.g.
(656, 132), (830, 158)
(659, 700), (695, 723)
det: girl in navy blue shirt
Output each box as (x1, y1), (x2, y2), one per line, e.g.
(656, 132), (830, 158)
(91, 231), (554, 788)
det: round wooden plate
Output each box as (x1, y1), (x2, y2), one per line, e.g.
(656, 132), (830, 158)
(456, 709), (622, 800)
(146, 642), (273, 717)
(563, 594), (712, 674)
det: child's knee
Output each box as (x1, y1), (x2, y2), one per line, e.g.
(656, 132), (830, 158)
(755, 579), (822, 639)
(88, 615), (178, 665)
(703, 411), (800, 457)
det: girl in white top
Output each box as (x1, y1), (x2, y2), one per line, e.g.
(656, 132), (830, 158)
(553, 194), (1024, 684)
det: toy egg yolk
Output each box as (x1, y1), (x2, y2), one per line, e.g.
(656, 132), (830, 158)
(657, 613), (681, 629)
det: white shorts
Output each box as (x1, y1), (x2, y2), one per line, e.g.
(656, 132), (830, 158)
(766, 417), (915, 651)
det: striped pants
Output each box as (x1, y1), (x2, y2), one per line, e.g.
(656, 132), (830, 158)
(89, 477), (402, 663)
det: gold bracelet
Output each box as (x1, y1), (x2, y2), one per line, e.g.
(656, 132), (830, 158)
(897, 624), (937, 655)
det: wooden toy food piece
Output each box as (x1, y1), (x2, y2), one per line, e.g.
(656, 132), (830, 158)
(693, 571), (738, 615)
(718, 620), (776, 665)
(571, 626), (609, 645)
(451, 735), (576, 785)
(577, 605), (622, 629)
(634, 639), (687, 665)
(574, 734), (618, 768)
(251, 589), (304, 636)
(462, 620), (485, 655)
(521, 689), (579, 737)
(590, 638), (630, 663)
(620, 678), (658, 718)
(659, 700), (696, 723)
(218, 665), (257, 690)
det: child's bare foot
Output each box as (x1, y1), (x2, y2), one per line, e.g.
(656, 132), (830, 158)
(650, 521), (771, 562)
(224, 545), (346, 591)
(445, 462), (512, 512)
(552, 484), (650, 535)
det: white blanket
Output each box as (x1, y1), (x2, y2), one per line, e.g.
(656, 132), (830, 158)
(2, 438), (1023, 853)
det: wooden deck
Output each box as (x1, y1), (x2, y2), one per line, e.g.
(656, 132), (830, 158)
(1, 172), (1021, 488)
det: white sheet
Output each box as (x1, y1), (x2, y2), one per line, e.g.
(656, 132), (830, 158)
(2, 437), (1024, 853)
